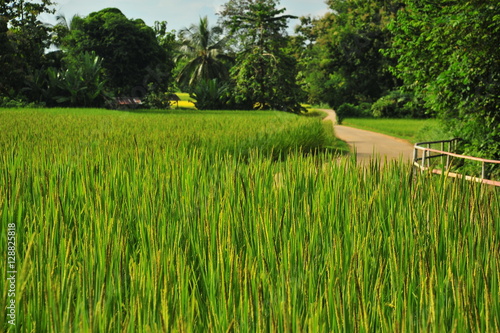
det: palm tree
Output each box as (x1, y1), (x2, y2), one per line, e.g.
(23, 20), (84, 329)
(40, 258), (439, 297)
(52, 13), (82, 49)
(176, 16), (232, 90)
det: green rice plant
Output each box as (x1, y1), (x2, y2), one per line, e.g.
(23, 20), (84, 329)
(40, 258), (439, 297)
(0, 109), (498, 332)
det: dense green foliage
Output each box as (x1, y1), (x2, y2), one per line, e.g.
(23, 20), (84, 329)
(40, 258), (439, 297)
(228, 0), (305, 113)
(46, 52), (107, 107)
(176, 17), (232, 91)
(388, 0), (500, 160)
(0, 0), (55, 100)
(1, 4), (176, 107)
(336, 1), (394, 106)
(292, 0), (499, 158)
(217, 0), (274, 52)
(51, 13), (82, 48)
(1, 109), (498, 331)
(303, 0), (400, 111)
(63, 8), (174, 97)
(0, 16), (15, 96)
(190, 79), (231, 110)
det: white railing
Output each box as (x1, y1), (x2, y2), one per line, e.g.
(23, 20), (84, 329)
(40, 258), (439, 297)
(413, 139), (500, 187)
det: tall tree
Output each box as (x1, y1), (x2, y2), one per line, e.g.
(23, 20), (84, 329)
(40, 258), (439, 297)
(51, 13), (82, 48)
(218, 0), (263, 52)
(389, 0), (500, 161)
(0, 0), (54, 27)
(176, 16), (232, 91)
(0, 0), (55, 100)
(63, 8), (175, 96)
(312, 0), (400, 109)
(287, 15), (323, 105)
(0, 16), (17, 97)
(228, 0), (305, 112)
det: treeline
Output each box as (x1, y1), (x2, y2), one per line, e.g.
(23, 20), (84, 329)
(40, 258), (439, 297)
(1, 0), (499, 158)
(0, 0), (305, 112)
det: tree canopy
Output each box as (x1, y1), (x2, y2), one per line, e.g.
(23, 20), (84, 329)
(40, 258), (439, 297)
(310, 0), (400, 110)
(388, 0), (500, 159)
(228, 0), (305, 112)
(0, 0), (55, 99)
(63, 8), (174, 96)
(176, 16), (232, 91)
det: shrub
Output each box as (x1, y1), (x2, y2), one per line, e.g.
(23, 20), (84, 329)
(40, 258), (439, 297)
(335, 103), (372, 124)
(0, 97), (41, 108)
(190, 79), (230, 110)
(371, 90), (425, 118)
(47, 52), (107, 107)
(142, 86), (172, 110)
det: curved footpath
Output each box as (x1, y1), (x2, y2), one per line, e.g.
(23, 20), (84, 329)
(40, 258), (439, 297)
(320, 109), (414, 164)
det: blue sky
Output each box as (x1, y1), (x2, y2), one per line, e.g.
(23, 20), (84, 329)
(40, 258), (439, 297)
(40, 0), (330, 33)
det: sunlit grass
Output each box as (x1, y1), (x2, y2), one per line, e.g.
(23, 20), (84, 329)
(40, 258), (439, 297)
(342, 118), (446, 143)
(175, 92), (191, 101)
(0, 108), (498, 332)
(169, 92), (196, 109)
(173, 99), (196, 109)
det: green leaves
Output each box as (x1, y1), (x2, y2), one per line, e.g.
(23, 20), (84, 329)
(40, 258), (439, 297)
(0, 0), (55, 100)
(47, 52), (107, 107)
(63, 8), (174, 96)
(228, 1), (305, 113)
(312, 0), (400, 109)
(190, 79), (230, 110)
(176, 17), (231, 91)
(389, 1), (500, 162)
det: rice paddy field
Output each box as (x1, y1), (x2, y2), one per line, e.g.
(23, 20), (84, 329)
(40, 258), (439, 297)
(1, 108), (499, 332)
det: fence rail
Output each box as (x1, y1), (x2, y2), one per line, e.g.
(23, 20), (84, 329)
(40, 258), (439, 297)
(413, 138), (500, 187)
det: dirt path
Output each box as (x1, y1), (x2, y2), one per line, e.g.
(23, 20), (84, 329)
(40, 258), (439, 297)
(320, 109), (414, 163)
